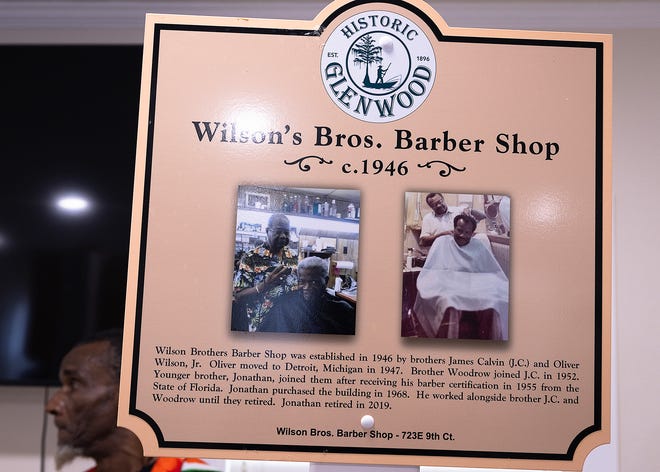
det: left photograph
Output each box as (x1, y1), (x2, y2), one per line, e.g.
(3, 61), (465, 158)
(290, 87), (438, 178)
(231, 185), (360, 334)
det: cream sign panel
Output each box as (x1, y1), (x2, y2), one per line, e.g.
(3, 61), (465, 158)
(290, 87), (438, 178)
(119, 0), (612, 469)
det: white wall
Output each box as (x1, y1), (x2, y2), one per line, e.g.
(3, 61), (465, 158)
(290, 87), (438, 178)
(610, 27), (660, 470)
(1, 1), (659, 470)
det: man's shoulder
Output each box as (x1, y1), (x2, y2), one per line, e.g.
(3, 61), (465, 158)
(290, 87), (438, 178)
(324, 294), (355, 313)
(245, 244), (269, 257)
(322, 295), (356, 334)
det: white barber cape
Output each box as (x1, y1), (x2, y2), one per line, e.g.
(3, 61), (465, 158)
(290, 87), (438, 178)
(413, 235), (509, 339)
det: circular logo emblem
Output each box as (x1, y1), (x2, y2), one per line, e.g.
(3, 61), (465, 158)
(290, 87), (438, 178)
(321, 10), (436, 123)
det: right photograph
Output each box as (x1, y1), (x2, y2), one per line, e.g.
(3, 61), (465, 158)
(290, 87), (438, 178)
(401, 192), (510, 340)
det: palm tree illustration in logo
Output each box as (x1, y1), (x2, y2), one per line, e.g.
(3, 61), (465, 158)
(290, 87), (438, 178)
(351, 34), (398, 90)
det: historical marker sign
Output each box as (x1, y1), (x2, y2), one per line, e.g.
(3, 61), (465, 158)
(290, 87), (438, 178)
(119, 1), (611, 469)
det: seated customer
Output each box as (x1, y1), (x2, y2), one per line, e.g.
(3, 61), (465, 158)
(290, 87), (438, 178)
(258, 256), (356, 334)
(418, 192), (486, 257)
(46, 330), (222, 472)
(413, 214), (509, 340)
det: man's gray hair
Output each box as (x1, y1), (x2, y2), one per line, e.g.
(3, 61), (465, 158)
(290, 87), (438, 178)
(298, 256), (328, 281)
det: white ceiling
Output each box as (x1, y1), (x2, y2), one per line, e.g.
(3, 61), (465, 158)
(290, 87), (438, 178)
(1, 0), (660, 43)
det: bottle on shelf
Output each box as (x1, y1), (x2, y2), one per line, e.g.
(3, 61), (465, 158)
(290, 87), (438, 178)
(347, 202), (355, 219)
(313, 197), (321, 215)
(302, 195), (310, 214)
(330, 199), (337, 217)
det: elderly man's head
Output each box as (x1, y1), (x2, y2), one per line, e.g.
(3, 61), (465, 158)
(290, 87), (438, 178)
(266, 213), (290, 254)
(297, 256), (328, 302)
(46, 331), (125, 468)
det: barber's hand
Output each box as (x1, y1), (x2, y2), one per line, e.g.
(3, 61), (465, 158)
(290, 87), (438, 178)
(264, 265), (290, 288)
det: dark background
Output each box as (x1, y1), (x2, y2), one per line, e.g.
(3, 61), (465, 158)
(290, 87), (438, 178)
(0, 45), (142, 385)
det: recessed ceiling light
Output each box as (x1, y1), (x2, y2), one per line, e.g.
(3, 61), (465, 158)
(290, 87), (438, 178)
(56, 195), (91, 213)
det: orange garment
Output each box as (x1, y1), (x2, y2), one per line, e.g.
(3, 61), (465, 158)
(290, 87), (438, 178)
(151, 457), (211, 472)
(86, 457), (220, 472)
